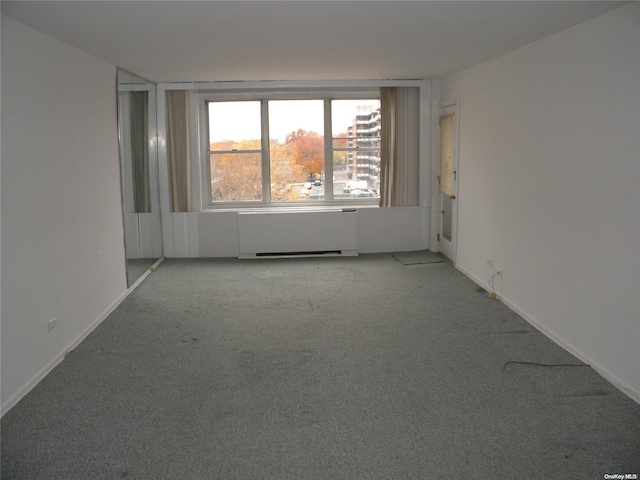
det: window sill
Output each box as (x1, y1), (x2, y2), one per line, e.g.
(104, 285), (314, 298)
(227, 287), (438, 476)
(199, 202), (380, 214)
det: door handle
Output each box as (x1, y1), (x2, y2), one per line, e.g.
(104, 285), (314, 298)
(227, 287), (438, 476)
(449, 194), (456, 200)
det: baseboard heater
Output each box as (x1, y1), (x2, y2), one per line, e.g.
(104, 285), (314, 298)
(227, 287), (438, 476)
(238, 208), (358, 259)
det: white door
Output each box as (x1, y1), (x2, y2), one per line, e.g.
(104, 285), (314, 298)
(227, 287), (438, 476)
(438, 104), (458, 261)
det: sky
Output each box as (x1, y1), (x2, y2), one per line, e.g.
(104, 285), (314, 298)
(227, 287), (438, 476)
(209, 99), (380, 144)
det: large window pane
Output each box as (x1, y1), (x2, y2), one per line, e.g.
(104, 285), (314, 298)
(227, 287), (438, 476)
(331, 99), (381, 144)
(208, 101), (263, 202)
(331, 99), (381, 197)
(210, 152), (262, 201)
(209, 101), (261, 144)
(269, 100), (324, 202)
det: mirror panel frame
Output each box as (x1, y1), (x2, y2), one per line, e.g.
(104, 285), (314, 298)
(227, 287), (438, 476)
(117, 69), (163, 286)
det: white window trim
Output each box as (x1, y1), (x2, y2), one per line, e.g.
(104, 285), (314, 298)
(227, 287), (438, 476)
(200, 91), (385, 209)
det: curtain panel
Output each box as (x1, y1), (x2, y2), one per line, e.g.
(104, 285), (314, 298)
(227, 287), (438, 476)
(130, 91), (150, 213)
(166, 90), (191, 212)
(379, 87), (418, 207)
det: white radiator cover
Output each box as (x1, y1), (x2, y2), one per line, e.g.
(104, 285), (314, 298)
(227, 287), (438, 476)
(238, 209), (358, 258)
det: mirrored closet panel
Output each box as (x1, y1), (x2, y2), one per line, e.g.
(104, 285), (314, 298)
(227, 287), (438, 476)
(117, 69), (163, 286)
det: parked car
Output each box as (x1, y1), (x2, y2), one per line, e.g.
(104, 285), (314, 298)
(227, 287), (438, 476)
(343, 180), (368, 193)
(350, 189), (376, 198)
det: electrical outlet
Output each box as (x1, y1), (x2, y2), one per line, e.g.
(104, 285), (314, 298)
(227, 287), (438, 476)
(48, 318), (57, 331)
(486, 258), (493, 268)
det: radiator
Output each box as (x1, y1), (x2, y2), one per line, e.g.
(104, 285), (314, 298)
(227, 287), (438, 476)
(238, 208), (358, 258)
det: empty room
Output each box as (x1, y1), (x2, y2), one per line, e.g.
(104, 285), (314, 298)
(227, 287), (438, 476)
(1, 1), (639, 478)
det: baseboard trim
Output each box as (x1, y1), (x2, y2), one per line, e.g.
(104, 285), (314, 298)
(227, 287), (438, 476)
(1, 257), (165, 417)
(454, 263), (640, 405)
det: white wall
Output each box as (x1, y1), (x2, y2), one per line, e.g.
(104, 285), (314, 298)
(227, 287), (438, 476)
(161, 207), (426, 258)
(1, 16), (128, 414)
(440, 3), (640, 401)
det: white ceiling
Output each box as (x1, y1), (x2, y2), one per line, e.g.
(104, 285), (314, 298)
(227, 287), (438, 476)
(1, 1), (627, 84)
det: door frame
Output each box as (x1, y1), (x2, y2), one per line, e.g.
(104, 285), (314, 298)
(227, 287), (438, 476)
(438, 98), (459, 262)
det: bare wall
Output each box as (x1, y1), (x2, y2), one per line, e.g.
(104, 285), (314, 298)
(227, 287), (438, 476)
(160, 207), (427, 258)
(439, 3), (640, 401)
(1, 16), (128, 414)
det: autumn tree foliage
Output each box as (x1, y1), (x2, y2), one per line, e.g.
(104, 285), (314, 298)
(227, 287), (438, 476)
(209, 139), (262, 201)
(209, 129), (325, 202)
(285, 129), (324, 177)
(269, 140), (306, 201)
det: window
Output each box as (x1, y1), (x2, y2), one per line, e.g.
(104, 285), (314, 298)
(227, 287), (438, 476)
(208, 101), (263, 202)
(331, 100), (381, 198)
(269, 100), (324, 201)
(205, 94), (381, 206)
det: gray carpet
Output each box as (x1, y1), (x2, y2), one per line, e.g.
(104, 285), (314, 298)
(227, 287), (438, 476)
(2, 254), (639, 479)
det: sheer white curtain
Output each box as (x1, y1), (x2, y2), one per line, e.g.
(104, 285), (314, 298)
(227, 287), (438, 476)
(166, 90), (191, 212)
(379, 87), (417, 207)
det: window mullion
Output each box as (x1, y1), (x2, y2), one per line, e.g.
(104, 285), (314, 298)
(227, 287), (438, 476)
(324, 98), (333, 199)
(261, 100), (271, 203)
(203, 100), (213, 205)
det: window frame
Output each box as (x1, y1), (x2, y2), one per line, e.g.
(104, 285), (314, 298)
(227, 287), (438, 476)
(206, 99), (267, 204)
(330, 100), (382, 196)
(199, 89), (382, 209)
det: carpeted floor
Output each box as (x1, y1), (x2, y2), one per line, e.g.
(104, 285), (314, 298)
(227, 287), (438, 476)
(2, 253), (639, 479)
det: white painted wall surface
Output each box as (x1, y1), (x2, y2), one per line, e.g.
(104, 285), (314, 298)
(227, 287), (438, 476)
(124, 213), (164, 259)
(162, 207), (426, 258)
(1, 16), (128, 414)
(357, 207), (425, 254)
(439, 3), (640, 401)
